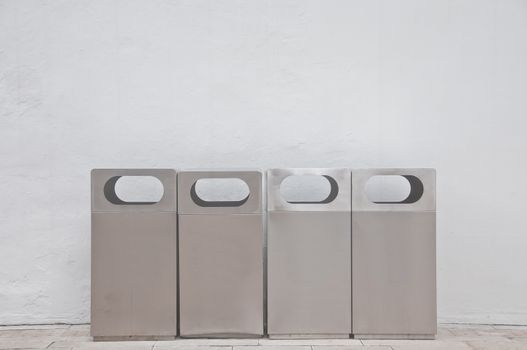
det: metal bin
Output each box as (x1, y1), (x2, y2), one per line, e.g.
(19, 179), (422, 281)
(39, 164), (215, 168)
(178, 170), (264, 337)
(91, 169), (177, 338)
(267, 168), (352, 338)
(352, 168), (436, 339)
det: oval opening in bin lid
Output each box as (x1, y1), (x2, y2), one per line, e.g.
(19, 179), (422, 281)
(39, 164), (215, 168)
(365, 175), (423, 204)
(191, 178), (250, 207)
(280, 175), (338, 204)
(105, 176), (164, 204)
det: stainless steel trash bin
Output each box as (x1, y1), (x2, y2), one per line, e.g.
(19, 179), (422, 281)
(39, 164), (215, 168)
(178, 170), (264, 337)
(91, 169), (177, 339)
(267, 168), (352, 338)
(352, 168), (436, 339)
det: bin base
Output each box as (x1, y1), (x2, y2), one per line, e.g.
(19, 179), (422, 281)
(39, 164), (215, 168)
(353, 334), (435, 340)
(268, 334), (350, 339)
(93, 336), (176, 342)
(180, 333), (263, 339)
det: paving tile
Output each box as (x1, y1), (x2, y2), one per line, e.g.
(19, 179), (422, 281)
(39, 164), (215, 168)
(45, 346), (75, 350)
(155, 346), (232, 350)
(48, 336), (94, 348)
(156, 339), (259, 346)
(0, 337), (55, 349)
(361, 339), (434, 346)
(440, 326), (511, 339)
(391, 342), (472, 350)
(491, 326), (527, 338)
(493, 325), (527, 330)
(259, 338), (361, 346)
(54, 333), (91, 340)
(441, 326), (515, 342)
(71, 340), (154, 349)
(466, 338), (527, 350)
(314, 346), (391, 350)
(448, 334), (512, 343)
(445, 324), (495, 336)
(234, 346), (311, 350)
(0, 324), (70, 331)
(70, 325), (91, 330)
(363, 339), (472, 350)
(0, 327), (67, 338)
(63, 325), (91, 337)
(435, 327), (454, 340)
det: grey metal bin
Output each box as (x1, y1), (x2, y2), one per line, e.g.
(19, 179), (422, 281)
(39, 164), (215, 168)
(267, 168), (352, 338)
(178, 170), (264, 337)
(91, 169), (177, 339)
(352, 168), (436, 339)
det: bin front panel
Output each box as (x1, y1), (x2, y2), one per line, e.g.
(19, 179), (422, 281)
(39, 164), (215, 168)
(352, 168), (436, 338)
(179, 214), (264, 336)
(267, 211), (351, 335)
(91, 169), (177, 337)
(178, 170), (264, 337)
(267, 168), (351, 337)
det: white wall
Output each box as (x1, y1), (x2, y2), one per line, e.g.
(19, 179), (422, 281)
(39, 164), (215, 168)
(1, 0), (527, 325)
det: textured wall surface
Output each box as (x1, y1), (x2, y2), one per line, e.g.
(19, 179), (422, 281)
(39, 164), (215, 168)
(1, 0), (527, 325)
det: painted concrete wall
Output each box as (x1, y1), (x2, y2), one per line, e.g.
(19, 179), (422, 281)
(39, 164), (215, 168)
(1, 0), (527, 325)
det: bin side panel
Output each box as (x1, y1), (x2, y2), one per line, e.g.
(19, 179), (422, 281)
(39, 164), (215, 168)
(179, 214), (264, 336)
(352, 211), (436, 336)
(91, 212), (177, 337)
(267, 211), (352, 335)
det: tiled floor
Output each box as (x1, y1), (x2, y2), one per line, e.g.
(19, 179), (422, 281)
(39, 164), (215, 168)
(0, 324), (526, 350)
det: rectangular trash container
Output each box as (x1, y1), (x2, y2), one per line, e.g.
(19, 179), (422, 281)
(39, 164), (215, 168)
(91, 169), (177, 339)
(352, 168), (436, 339)
(178, 170), (264, 337)
(267, 168), (352, 338)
